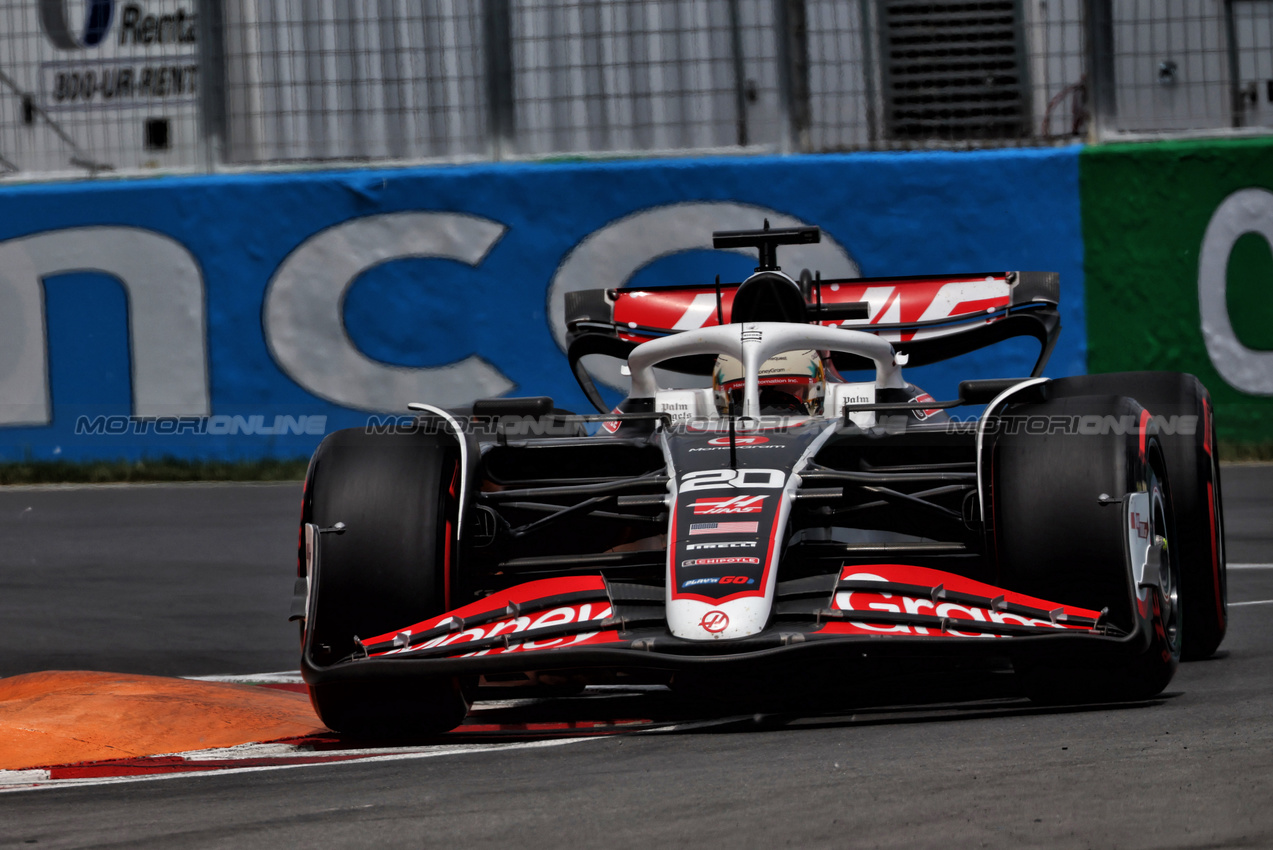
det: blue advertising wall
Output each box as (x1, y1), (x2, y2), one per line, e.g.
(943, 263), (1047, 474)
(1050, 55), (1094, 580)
(0, 147), (1084, 461)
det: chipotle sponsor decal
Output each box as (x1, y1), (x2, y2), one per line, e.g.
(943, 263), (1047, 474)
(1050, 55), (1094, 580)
(681, 556), (761, 567)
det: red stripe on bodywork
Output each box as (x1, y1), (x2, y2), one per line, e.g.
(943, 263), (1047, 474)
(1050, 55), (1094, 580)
(950, 297), (1009, 317)
(611, 276), (1013, 343)
(825, 564), (1102, 638)
(364, 575), (610, 644)
(835, 564), (1103, 615)
(614, 289), (737, 338)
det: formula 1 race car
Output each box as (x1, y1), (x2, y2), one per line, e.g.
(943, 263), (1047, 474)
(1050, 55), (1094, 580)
(292, 224), (1227, 736)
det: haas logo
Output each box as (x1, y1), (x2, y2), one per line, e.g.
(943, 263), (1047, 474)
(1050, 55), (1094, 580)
(691, 495), (767, 514)
(699, 610), (729, 633)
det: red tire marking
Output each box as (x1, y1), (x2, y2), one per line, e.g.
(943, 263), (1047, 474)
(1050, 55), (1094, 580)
(1208, 480), (1224, 626)
(444, 461), (460, 610)
(1203, 401), (1213, 456)
(443, 523), (453, 611)
(989, 446), (1000, 585)
(1203, 398), (1224, 627)
(297, 475), (309, 578)
(1138, 408), (1151, 462)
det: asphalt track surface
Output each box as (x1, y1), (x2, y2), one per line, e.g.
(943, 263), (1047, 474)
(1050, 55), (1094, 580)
(1, 467), (1271, 848)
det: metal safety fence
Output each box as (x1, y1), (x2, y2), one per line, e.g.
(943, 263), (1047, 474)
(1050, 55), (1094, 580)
(1, 0), (1272, 180)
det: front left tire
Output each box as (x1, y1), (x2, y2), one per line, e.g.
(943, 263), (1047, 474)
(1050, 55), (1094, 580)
(301, 427), (468, 737)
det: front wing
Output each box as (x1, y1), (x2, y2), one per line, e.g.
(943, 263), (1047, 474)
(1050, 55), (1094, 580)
(301, 564), (1157, 690)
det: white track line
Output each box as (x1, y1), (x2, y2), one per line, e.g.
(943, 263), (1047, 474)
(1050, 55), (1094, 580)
(1230, 599), (1273, 607)
(1230, 563), (1273, 570)
(0, 737), (596, 794)
(0, 481), (299, 492)
(185, 671), (304, 684)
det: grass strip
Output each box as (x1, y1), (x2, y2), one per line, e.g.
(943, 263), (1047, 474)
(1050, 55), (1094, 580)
(1219, 442), (1273, 463)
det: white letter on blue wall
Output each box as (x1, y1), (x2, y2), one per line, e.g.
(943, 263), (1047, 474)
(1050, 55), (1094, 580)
(263, 212), (515, 411)
(0, 227), (209, 426)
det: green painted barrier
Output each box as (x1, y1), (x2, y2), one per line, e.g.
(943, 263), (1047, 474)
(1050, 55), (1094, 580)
(1082, 138), (1273, 445)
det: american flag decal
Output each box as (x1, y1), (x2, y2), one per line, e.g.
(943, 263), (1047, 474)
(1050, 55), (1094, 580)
(688, 521), (760, 535)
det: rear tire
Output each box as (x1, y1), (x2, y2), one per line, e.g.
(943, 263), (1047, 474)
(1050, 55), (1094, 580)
(992, 395), (1181, 702)
(302, 427), (467, 737)
(1051, 372), (1226, 659)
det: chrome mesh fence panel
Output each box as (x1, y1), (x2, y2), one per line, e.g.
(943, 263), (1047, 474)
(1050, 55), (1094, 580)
(221, 0), (488, 164)
(4, 0), (1273, 178)
(508, 0), (780, 156)
(805, 0), (873, 150)
(0, 0), (201, 178)
(1232, 0), (1273, 131)
(805, 0), (1086, 150)
(1106, 0), (1233, 134)
(1024, 0), (1086, 140)
(879, 0), (1032, 141)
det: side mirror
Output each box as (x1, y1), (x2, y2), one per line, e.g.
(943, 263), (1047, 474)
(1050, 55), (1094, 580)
(958, 378), (1049, 405)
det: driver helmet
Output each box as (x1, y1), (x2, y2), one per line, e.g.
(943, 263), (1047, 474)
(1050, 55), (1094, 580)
(713, 349), (825, 416)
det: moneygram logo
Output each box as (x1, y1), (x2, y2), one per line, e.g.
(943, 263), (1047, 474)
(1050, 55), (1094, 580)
(707, 435), (768, 446)
(40, 0), (115, 50)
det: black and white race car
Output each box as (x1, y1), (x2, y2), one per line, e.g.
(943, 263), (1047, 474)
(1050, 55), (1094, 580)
(292, 224), (1227, 736)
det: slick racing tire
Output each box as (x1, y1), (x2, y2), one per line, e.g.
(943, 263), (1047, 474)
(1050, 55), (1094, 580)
(991, 395), (1182, 703)
(1051, 372), (1226, 659)
(301, 427), (467, 737)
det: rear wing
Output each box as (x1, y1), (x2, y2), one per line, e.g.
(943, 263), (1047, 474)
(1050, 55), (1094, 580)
(565, 271), (1061, 413)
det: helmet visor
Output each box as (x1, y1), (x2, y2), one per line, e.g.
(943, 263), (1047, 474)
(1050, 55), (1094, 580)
(720, 374), (820, 415)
